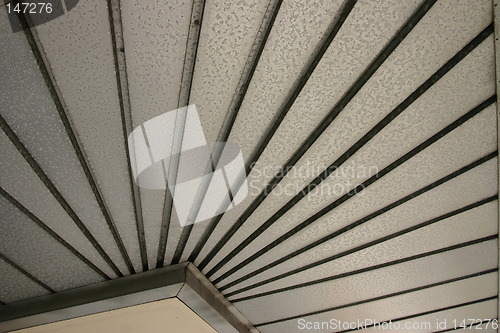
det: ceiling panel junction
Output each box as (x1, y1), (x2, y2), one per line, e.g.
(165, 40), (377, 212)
(0, 0), (498, 332)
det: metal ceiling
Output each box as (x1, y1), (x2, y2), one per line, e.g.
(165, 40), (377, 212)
(0, 0), (498, 332)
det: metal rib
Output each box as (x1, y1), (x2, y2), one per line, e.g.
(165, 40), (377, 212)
(179, 0), (285, 265)
(335, 296), (497, 332)
(0, 116), (123, 277)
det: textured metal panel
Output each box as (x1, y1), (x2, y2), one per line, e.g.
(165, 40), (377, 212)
(224, 159), (497, 296)
(358, 299), (497, 332)
(0, 196), (103, 292)
(213, 101), (497, 284)
(0, 130), (116, 278)
(188, 0), (270, 143)
(120, 0), (193, 269)
(234, 249), (497, 325)
(197, 0), (494, 273)
(258, 279), (497, 333)
(180, 0), (275, 263)
(32, 0), (142, 272)
(0, 259), (49, 304)
(0, 11), (128, 274)
(195, 0), (423, 269)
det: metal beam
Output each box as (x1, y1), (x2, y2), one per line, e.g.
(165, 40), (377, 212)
(0, 264), (187, 332)
(205, 24), (495, 278)
(175, 0), (283, 265)
(189, 0), (353, 263)
(0, 263), (257, 333)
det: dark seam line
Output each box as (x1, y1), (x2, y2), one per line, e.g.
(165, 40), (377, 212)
(0, 253), (56, 293)
(0, 187), (111, 281)
(0, 116), (123, 277)
(189, 0), (354, 263)
(254, 264), (497, 326)
(218, 151), (498, 291)
(227, 195), (498, 300)
(16, 7), (134, 276)
(433, 318), (498, 332)
(106, 0), (147, 272)
(214, 95), (496, 285)
(169, 0), (207, 265)
(335, 296), (498, 332)
(198, 0), (438, 271)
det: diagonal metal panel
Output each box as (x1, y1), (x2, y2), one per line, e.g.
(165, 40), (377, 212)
(0, 11), (127, 276)
(196, 0), (432, 271)
(221, 156), (498, 297)
(0, 259), (50, 304)
(119, 0), (193, 270)
(0, 195), (104, 292)
(214, 99), (498, 286)
(251, 270), (497, 331)
(201, 0), (494, 277)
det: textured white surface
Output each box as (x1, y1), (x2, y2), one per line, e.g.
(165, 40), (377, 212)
(0, 131), (116, 279)
(33, 0), (143, 272)
(0, 259), (50, 303)
(259, 275), (498, 333)
(121, 0), (193, 269)
(198, 0), (494, 273)
(215, 101), (497, 284)
(0, 195), (103, 291)
(27, 0), (143, 273)
(226, 160), (498, 296)
(0, 11), (127, 275)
